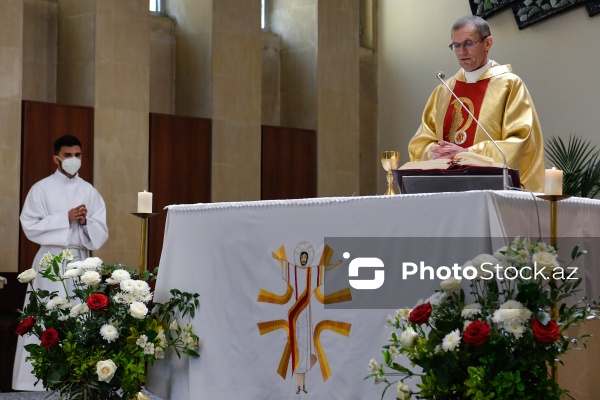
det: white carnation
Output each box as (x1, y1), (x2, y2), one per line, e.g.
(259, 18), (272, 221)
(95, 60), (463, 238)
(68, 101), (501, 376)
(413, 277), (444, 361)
(63, 268), (83, 279)
(82, 257), (103, 270)
(66, 260), (83, 270)
(100, 324), (119, 343)
(47, 296), (70, 310)
(426, 291), (449, 306)
(504, 322), (526, 339)
(111, 269), (131, 283)
(441, 329), (461, 352)
(69, 303), (89, 318)
(120, 279), (136, 293)
(492, 300), (532, 326)
(461, 303), (482, 318)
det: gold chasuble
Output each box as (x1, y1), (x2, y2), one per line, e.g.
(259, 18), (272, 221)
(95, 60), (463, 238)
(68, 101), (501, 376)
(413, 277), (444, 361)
(408, 62), (545, 192)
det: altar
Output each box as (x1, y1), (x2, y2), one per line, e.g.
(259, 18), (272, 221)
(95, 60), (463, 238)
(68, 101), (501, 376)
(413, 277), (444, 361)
(146, 191), (600, 400)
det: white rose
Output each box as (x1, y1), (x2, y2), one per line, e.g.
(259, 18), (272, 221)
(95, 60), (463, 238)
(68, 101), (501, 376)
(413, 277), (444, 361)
(96, 359), (117, 383)
(396, 381), (412, 400)
(399, 327), (418, 350)
(440, 277), (462, 293)
(18, 268), (38, 283)
(532, 251), (559, 271)
(81, 270), (102, 286)
(129, 302), (148, 319)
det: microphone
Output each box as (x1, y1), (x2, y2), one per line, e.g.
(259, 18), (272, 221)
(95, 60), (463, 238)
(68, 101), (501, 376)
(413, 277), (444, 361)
(435, 71), (510, 190)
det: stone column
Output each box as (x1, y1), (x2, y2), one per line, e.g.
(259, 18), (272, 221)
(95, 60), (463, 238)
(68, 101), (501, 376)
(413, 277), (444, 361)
(58, 0), (150, 267)
(211, 0), (262, 201)
(317, 0), (360, 196)
(0, 0), (24, 272)
(272, 0), (318, 131)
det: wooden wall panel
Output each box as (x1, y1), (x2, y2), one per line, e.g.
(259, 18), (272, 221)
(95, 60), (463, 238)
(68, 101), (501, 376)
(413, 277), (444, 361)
(20, 101), (94, 272)
(148, 113), (211, 271)
(261, 125), (317, 200)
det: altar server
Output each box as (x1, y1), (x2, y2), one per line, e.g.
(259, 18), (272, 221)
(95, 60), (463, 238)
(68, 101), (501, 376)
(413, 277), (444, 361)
(13, 134), (109, 391)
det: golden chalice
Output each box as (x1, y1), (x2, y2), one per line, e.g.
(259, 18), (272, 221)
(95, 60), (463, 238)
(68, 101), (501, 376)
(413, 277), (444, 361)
(381, 151), (401, 195)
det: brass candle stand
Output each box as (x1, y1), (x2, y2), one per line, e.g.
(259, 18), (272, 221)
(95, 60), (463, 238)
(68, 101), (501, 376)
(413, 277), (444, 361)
(381, 151), (401, 195)
(536, 194), (571, 383)
(132, 212), (159, 274)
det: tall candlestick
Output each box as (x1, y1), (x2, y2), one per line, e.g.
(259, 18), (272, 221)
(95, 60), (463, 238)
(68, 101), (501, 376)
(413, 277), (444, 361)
(138, 191), (152, 213)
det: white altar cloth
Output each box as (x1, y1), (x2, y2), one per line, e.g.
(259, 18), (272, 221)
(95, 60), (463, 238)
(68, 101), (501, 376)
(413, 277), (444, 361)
(146, 191), (600, 400)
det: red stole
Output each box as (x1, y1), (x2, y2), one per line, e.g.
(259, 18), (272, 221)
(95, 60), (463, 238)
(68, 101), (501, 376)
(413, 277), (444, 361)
(442, 79), (490, 148)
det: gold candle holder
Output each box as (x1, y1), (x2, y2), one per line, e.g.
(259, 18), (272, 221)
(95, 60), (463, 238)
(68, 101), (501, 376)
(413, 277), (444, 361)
(132, 212), (159, 274)
(536, 194), (571, 383)
(381, 151), (401, 195)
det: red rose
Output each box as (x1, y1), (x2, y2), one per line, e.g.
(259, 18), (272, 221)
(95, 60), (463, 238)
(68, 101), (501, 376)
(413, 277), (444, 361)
(531, 318), (559, 343)
(87, 293), (109, 312)
(15, 316), (36, 336)
(409, 303), (432, 325)
(462, 321), (491, 346)
(41, 327), (59, 349)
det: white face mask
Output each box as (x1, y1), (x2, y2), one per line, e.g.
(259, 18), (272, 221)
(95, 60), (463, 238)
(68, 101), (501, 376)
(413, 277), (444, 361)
(58, 157), (81, 175)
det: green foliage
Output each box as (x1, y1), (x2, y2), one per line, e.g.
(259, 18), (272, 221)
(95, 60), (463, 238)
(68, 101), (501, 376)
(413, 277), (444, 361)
(545, 135), (600, 198)
(16, 252), (201, 399)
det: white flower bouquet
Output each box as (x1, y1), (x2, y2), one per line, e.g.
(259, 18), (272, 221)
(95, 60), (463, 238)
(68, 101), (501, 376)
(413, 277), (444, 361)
(368, 237), (598, 400)
(16, 251), (200, 400)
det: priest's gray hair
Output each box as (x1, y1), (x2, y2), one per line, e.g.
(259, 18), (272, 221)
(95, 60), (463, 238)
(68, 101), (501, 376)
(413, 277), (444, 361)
(451, 15), (491, 38)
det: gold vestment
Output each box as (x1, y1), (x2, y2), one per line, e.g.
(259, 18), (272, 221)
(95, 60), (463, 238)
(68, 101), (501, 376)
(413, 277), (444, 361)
(408, 62), (545, 192)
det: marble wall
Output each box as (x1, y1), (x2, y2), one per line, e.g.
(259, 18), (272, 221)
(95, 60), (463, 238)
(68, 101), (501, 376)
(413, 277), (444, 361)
(0, 0), (23, 273)
(0, 0), (376, 272)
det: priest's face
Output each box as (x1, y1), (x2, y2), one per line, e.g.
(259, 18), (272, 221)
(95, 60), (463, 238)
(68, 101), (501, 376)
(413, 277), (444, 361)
(451, 23), (492, 72)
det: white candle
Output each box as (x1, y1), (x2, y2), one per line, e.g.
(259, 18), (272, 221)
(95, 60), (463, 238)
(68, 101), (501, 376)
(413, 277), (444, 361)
(544, 167), (563, 195)
(138, 191), (153, 213)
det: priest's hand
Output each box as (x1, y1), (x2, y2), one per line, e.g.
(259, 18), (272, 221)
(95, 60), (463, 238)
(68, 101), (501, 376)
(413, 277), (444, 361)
(68, 204), (88, 225)
(431, 141), (468, 160)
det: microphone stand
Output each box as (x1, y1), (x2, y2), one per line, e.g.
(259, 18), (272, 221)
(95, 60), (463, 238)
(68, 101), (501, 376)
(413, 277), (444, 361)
(436, 72), (510, 190)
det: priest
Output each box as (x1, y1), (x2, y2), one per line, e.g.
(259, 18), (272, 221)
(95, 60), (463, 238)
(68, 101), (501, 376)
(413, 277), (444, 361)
(408, 15), (545, 193)
(12, 134), (109, 391)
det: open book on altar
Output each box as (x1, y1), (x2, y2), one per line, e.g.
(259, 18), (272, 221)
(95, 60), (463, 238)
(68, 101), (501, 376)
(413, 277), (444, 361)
(393, 152), (521, 193)
(398, 152), (504, 170)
